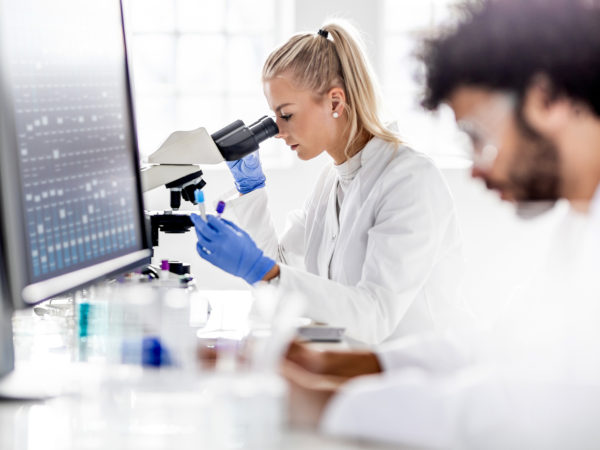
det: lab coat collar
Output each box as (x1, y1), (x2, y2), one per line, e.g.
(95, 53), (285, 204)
(357, 135), (380, 165)
(358, 143), (396, 176)
(328, 122), (402, 177)
(359, 121), (401, 167)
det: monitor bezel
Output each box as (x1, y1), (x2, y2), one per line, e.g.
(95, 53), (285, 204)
(0, 0), (151, 307)
(0, 212), (14, 379)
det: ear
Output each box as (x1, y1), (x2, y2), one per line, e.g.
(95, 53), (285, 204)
(326, 87), (346, 115)
(523, 74), (574, 138)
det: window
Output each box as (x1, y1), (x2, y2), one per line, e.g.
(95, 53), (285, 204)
(123, 0), (294, 168)
(381, 0), (470, 168)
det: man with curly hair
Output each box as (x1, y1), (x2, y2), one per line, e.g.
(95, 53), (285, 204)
(422, 0), (600, 211)
(284, 1), (600, 447)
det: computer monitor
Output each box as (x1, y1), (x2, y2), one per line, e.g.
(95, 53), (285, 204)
(0, 237), (14, 379)
(0, 0), (151, 309)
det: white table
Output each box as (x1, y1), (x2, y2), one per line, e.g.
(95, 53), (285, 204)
(0, 289), (405, 450)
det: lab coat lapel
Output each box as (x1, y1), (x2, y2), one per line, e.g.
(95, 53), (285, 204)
(320, 177), (340, 278)
(330, 152), (367, 280)
(336, 142), (378, 231)
(337, 166), (363, 231)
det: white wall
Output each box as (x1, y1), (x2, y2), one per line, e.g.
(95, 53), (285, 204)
(294, 0), (384, 75)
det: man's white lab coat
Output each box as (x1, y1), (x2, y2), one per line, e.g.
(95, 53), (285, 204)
(321, 194), (600, 449)
(228, 136), (468, 344)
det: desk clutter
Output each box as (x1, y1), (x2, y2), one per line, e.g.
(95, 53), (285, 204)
(7, 282), (309, 449)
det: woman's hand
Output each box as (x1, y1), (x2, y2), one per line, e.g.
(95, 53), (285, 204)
(226, 151), (266, 194)
(191, 214), (275, 284)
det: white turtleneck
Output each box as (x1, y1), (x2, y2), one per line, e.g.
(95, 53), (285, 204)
(333, 150), (362, 218)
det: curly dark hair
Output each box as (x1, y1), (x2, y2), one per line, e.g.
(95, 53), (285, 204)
(420, 0), (600, 116)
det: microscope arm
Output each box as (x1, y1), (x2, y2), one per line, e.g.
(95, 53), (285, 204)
(140, 127), (224, 193)
(141, 165), (204, 192)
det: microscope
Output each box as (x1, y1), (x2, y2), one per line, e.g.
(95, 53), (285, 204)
(141, 116), (278, 248)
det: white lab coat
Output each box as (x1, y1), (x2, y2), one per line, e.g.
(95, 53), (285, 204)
(321, 191), (600, 449)
(227, 136), (468, 344)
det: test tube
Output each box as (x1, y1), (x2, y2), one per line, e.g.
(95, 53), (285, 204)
(194, 189), (207, 221)
(216, 200), (226, 218)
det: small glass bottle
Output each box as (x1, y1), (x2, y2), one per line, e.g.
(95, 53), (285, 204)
(160, 259), (171, 281)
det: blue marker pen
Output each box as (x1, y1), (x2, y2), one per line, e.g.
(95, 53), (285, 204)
(216, 200), (226, 218)
(194, 189), (207, 221)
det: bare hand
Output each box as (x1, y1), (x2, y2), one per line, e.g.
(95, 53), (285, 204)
(285, 341), (382, 378)
(280, 359), (345, 428)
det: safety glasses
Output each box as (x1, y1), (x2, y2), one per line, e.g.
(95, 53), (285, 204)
(456, 93), (517, 170)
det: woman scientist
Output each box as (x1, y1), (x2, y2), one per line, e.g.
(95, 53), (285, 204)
(191, 22), (467, 345)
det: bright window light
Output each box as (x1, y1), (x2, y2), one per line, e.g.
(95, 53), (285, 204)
(123, 0), (293, 169)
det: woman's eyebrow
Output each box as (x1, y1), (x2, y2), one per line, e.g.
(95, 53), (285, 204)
(275, 103), (294, 113)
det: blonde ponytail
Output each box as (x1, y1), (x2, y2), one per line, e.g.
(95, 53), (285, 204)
(262, 20), (401, 158)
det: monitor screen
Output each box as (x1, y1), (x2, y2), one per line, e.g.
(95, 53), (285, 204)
(0, 0), (151, 306)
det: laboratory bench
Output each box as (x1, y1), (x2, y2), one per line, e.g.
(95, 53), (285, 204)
(0, 289), (404, 450)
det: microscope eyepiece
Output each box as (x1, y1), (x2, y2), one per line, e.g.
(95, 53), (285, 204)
(211, 116), (279, 161)
(248, 116), (279, 144)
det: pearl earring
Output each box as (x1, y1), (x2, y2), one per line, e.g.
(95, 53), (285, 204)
(332, 112), (339, 119)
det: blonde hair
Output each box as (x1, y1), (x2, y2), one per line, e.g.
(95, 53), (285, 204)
(262, 20), (402, 158)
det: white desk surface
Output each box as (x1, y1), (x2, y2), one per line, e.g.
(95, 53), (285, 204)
(0, 289), (405, 450)
(0, 396), (400, 450)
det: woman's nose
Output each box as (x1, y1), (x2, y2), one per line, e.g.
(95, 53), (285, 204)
(275, 123), (288, 139)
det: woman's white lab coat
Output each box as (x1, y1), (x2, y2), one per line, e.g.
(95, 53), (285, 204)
(227, 136), (467, 344)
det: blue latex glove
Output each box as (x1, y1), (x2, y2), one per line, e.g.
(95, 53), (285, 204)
(190, 214), (275, 284)
(226, 151), (266, 194)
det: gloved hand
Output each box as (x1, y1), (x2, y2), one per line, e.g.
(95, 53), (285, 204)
(190, 214), (275, 284)
(226, 151), (266, 194)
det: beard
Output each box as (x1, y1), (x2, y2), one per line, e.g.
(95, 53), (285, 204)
(510, 130), (561, 218)
(486, 111), (562, 219)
